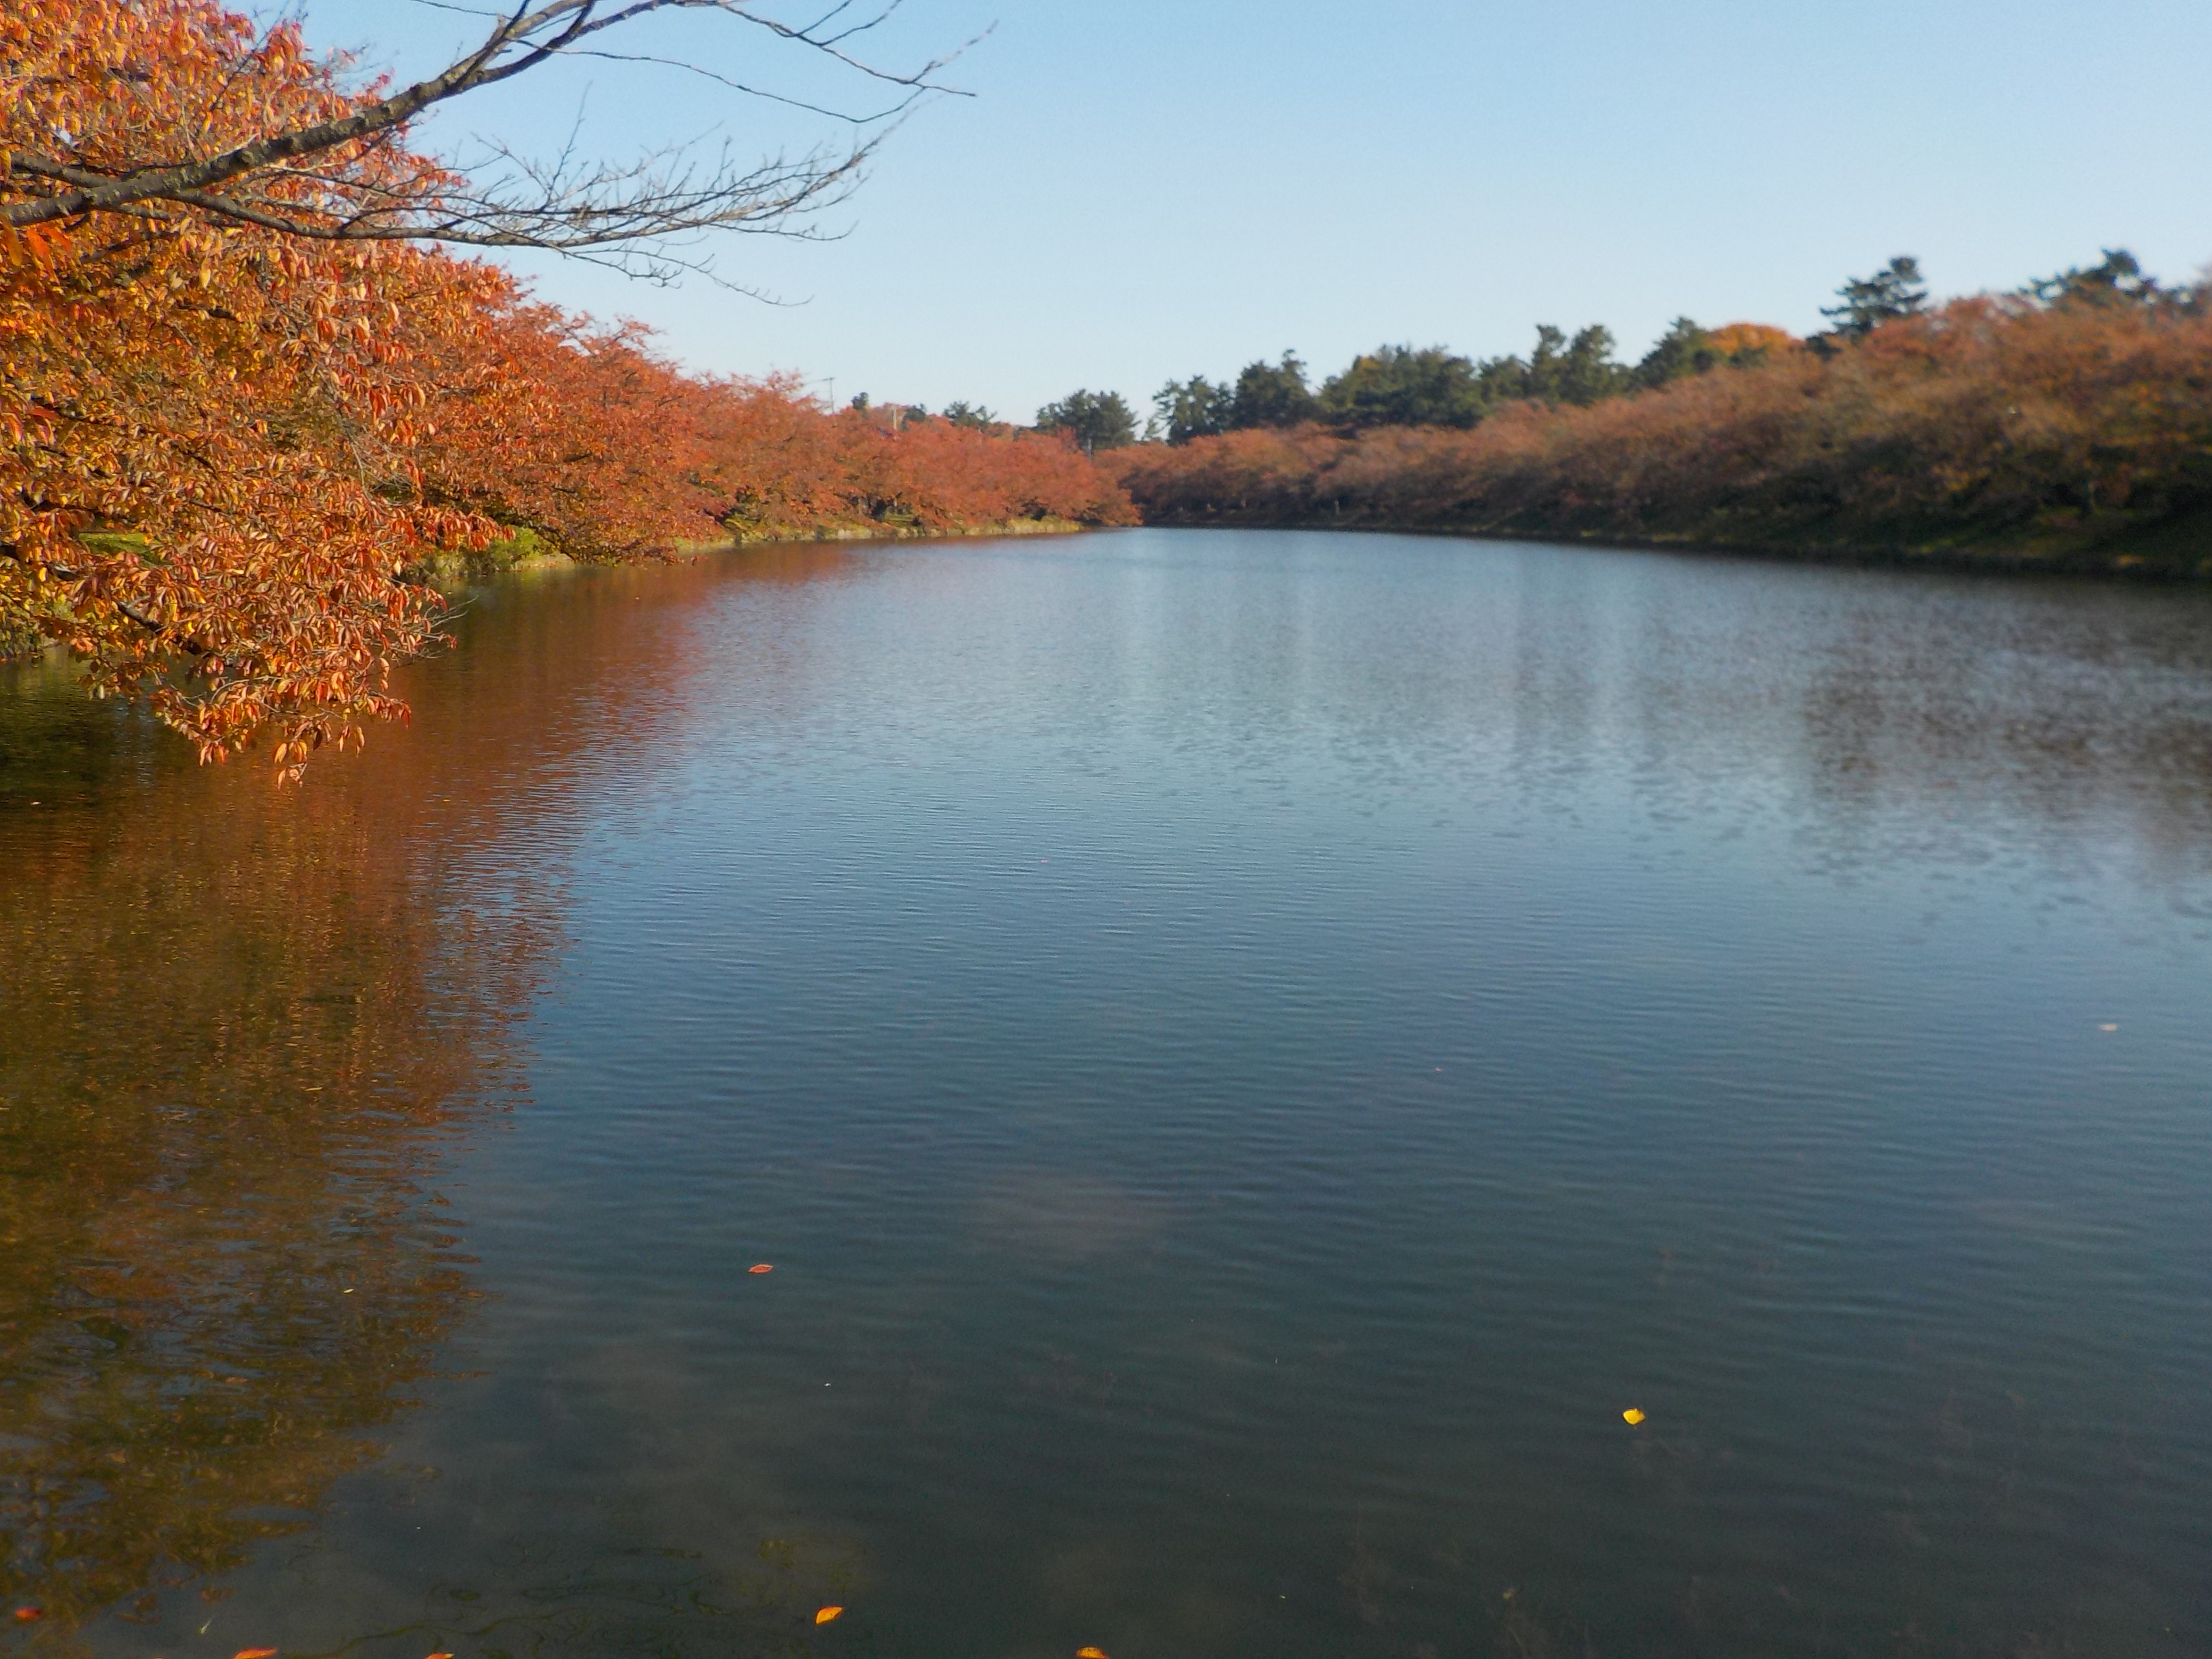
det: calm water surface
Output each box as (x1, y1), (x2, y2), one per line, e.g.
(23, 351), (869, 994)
(4, 530), (2211, 1658)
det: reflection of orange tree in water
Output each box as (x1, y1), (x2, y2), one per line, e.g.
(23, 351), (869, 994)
(0, 791), (525, 1635)
(0, 550), (877, 1645)
(0, 647), (563, 1637)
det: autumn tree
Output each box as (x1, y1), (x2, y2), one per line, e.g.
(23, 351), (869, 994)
(1635, 319), (1799, 387)
(3, 0), (1107, 778)
(1110, 257), (2212, 572)
(1701, 322), (1799, 362)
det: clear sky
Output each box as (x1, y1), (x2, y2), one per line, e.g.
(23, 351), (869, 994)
(300, 0), (2212, 422)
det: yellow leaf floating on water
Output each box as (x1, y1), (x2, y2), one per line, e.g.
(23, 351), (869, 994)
(234, 1649), (279, 1659)
(1623, 1407), (1646, 1425)
(815, 1605), (843, 1624)
(1078, 1648), (1112, 1658)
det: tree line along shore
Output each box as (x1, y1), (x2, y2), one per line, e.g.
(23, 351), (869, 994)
(1028, 253), (2212, 579)
(7, 1), (2208, 783)
(2, 0), (1136, 778)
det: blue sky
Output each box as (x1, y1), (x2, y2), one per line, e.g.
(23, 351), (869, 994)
(299, 0), (2212, 422)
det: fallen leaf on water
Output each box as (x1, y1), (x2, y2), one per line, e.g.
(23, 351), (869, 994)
(814, 1605), (843, 1624)
(1623, 1407), (1646, 1425)
(13, 1607), (44, 1622)
(750, 1263), (774, 1275)
(428, 1652), (454, 1657)
(1078, 1647), (1111, 1657)
(235, 1648), (279, 1658)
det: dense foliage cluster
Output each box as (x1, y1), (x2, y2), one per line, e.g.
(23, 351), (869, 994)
(1035, 388), (1141, 453)
(2, 0), (1130, 777)
(1151, 322), (1796, 444)
(1116, 259), (2212, 571)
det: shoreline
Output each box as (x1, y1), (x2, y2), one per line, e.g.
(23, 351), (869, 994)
(1117, 515), (2212, 581)
(410, 515), (1093, 583)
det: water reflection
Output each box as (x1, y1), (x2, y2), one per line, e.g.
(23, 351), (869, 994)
(0, 555), (756, 1640)
(2, 533), (2208, 1658)
(1, 740), (495, 1631)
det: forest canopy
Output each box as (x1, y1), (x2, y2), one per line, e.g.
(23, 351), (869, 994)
(1112, 252), (2212, 573)
(1136, 252), (2198, 451)
(1149, 296), (1838, 446)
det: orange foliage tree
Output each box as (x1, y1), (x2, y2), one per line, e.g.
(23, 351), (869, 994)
(2, 0), (1128, 777)
(1112, 289), (2212, 572)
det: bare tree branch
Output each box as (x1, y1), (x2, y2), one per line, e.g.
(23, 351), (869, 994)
(13, 136), (875, 257)
(4, 0), (979, 280)
(551, 48), (927, 123)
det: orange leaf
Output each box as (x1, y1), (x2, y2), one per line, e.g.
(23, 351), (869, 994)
(1078, 1648), (1111, 1657)
(814, 1605), (843, 1624)
(749, 1263), (774, 1274)
(235, 1649), (280, 1658)
(13, 1608), (44, 1622)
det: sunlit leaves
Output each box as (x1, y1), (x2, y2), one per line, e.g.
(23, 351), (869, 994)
(2, 0), (1132, 778)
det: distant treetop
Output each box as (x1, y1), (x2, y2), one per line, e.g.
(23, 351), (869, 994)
(2025, 248), (2161, 309)
(942, 400), (999, 429)
(1036, 389), (1138, 453)
(1703, 323), (1799, 356)
(1122, 249), (2193, 448)
(1821, 256), (1929, 340)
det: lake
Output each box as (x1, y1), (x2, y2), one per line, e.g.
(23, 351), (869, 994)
(3, 528), (2210, 1658)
